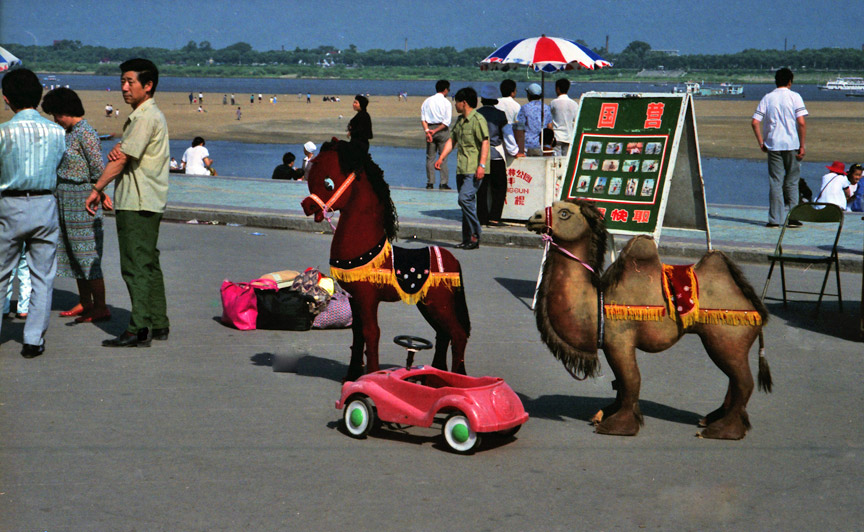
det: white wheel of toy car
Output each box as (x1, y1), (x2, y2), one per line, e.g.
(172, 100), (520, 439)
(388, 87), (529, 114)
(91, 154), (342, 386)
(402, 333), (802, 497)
(442, 412), (480, 454)
(343, 396), (376, 438)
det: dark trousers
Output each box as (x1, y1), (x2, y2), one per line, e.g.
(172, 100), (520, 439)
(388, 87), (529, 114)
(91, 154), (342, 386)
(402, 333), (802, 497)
(116, 210), (169, 333)
(477, 158), (507, 224)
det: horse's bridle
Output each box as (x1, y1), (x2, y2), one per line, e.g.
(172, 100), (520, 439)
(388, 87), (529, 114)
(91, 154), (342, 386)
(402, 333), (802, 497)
(304, 172), (356, 230)
(541, 205), (605, 357)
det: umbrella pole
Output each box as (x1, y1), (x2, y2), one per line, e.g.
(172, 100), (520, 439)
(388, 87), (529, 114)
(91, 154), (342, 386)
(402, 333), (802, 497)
(540, 70), (545, 149)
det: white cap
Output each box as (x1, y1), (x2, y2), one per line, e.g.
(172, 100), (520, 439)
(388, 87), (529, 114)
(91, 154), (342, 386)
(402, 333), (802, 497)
(304, 141), (317, 152)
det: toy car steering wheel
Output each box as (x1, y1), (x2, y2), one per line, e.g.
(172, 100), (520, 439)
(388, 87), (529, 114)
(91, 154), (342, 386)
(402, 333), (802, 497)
(394, 335), (433, 367)
(394, 335), (433, 351)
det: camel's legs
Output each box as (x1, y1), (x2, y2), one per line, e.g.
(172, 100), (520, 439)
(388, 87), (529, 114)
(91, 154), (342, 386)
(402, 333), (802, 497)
(698, 328), (756, 440)
(595, 343), (643, 436)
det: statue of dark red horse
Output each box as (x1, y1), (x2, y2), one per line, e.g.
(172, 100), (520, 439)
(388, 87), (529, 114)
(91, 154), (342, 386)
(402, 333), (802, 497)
(301, 140), (470, 381)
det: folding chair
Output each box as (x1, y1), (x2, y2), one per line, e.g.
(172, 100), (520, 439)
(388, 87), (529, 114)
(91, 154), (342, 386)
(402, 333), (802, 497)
(760, 203), (844, 311)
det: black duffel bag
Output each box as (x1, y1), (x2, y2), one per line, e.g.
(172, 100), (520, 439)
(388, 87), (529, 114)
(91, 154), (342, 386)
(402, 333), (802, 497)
(255, 287), (315, 331)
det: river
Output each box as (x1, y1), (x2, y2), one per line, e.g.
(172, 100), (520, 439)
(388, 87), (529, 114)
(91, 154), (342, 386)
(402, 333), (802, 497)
(45, 73), (861, 102)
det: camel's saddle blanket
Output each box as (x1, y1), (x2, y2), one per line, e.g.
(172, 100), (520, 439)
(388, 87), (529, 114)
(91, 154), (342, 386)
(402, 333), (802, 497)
(329, 238), (461, 304)
(604, 264), (762, 327)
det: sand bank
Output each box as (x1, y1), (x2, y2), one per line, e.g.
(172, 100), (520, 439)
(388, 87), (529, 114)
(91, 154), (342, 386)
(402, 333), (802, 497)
(3, 90), (861, 163)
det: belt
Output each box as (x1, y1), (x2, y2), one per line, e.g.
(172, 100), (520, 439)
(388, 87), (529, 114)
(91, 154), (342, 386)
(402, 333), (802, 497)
(1, 189), (53, 197)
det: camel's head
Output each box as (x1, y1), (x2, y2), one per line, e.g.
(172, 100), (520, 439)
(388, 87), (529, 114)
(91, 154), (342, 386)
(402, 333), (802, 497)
(527, 200), (604, 243)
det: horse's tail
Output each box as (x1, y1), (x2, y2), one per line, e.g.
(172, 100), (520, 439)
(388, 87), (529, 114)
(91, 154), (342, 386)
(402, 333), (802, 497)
(757, 332), (772, 393)
(455, 264), (471, 337)
(715, 250), (769, 324)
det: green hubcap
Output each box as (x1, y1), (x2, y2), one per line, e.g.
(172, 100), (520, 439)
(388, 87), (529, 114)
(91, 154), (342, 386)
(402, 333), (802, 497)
(452, 423), (469, 443)
(350, 407), (365, 427)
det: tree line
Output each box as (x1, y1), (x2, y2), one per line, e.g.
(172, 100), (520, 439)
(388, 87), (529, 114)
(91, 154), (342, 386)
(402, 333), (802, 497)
(5, 39), (864, 75)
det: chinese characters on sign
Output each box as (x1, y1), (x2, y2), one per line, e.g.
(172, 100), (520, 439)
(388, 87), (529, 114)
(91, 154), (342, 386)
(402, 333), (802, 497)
(562, 95), (685, 235)
(506, 166), (535, 209)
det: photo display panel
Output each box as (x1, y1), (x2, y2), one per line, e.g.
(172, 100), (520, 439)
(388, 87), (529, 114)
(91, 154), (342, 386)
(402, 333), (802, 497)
(561, 94), (685, 235)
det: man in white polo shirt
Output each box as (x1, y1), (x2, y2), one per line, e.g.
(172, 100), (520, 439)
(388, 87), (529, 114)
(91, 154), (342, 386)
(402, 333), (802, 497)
(751, 67), (808, 227)
(421, 79), (452, 189)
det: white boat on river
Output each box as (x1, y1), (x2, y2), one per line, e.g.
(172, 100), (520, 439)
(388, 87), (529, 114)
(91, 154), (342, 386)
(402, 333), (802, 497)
(818, 77), (864, 91)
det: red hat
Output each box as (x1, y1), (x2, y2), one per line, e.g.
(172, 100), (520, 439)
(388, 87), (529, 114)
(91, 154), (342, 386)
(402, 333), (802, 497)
(826, 160), (845, 174)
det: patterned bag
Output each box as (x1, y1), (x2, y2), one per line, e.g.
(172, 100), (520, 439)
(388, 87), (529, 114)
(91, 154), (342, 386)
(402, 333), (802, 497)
(313, 289), (353, 329)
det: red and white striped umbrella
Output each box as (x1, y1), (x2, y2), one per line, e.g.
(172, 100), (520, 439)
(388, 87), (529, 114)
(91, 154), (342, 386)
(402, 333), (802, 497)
(480, 35), (612, 73)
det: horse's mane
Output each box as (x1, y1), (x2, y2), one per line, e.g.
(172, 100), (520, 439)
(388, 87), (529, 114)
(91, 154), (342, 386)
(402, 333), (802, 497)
(321, 139), (399, 242)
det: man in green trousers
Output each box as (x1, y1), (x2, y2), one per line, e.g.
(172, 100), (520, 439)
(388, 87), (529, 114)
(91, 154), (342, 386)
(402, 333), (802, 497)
(86, 58), (170, 347)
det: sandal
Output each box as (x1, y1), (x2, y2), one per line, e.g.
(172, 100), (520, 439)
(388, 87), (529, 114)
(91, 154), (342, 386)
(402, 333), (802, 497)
(75, 310), (112, 323)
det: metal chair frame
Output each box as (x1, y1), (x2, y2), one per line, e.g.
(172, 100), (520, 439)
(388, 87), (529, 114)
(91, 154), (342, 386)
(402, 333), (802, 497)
(760, 203), (845, 311)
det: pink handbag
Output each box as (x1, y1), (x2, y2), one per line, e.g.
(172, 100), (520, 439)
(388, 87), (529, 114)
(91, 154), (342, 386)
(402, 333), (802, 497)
(220, 278), (278, 330)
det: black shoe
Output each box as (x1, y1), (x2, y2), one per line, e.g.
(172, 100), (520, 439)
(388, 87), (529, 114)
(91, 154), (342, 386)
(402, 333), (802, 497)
(152, 327), (170, 341)
(788, 220), (803, 228)
(103, 329), (152, 347)
(21, 343), (45, 358)
(765, 223), (780, 228)
(440, 184), (451, 190)
(426, 184), (434, 189)
(462, 240), (480, 250)
(455, 241), (468, 249)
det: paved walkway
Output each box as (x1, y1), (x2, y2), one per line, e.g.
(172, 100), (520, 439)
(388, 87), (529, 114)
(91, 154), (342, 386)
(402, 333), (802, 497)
(160, 175), (864, 271)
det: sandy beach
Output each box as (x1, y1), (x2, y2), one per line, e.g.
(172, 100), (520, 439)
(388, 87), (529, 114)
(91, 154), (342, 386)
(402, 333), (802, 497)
(3, 90), (861, 163)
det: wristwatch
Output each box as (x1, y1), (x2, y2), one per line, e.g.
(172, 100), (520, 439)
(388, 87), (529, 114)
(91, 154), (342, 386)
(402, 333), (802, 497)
(479, 164), (486, 169)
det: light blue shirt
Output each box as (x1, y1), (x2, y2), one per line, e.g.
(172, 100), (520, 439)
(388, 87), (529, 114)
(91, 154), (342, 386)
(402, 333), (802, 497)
(515, 100), (552, 150)
(0, 109), (66, 192)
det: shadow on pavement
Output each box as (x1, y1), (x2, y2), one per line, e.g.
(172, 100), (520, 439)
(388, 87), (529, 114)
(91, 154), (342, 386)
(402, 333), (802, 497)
(519, 393), (703, 426)
(765, 300), (860, 341)
(495, 277), (537, 309)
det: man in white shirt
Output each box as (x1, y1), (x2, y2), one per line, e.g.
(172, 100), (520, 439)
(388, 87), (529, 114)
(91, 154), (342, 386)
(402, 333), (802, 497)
(550, 78), (579, 156)
(181, 136), (212, 176)
(751, 67), (808, 227)
(421, 80), (452, 189)
(495, 79), (521, 125)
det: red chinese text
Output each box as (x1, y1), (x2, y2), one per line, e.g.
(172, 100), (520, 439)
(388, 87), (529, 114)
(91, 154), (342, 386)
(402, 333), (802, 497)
(514, 196), (525, 206)
(610, 208), (629, 223)
(597, 103), (619, 129)
(632, 210), (651, 223)
(596, 207), (607, 218)
(644, 102), (665, 129)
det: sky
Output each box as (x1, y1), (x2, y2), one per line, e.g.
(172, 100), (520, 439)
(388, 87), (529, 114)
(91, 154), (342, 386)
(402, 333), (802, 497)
(2, 0), (863, 55)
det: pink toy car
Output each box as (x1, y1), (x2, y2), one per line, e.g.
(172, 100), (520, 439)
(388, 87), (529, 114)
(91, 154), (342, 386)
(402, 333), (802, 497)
(336, 364), (529, 454)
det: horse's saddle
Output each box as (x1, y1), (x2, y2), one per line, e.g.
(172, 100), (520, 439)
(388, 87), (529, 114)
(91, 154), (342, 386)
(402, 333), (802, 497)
(329, 238), (461, 304)
(392, 245), (432, 296)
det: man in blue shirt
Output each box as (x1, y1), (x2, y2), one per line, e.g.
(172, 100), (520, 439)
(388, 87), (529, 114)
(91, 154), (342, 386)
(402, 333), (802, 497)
(0, 68), (66, 358)
(515, 83), (552, 157)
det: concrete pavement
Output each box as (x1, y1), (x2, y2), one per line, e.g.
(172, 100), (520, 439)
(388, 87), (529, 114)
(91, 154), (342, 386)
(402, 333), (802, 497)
(1, 207), (863, 530)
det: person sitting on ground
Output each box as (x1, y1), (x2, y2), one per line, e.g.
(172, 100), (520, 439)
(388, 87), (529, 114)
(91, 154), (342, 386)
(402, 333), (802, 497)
(180, 136), (212, 176)
(850, 164), (864, 212)
(271, 152), (304, 180)
(814, 161), (861, 211)
(302, 141), (317, 176)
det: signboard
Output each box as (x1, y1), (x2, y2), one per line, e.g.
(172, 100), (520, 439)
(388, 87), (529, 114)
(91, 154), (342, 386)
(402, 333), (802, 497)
(501, 156), (567, 221)
(560, 92), (709, 245)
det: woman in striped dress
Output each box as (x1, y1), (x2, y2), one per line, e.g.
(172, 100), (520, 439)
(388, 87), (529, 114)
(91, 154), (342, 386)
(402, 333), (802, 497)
(41, 88), (110, 323)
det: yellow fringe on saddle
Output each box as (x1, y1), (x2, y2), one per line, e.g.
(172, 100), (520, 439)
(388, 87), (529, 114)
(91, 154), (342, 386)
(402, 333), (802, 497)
(604, 304), (666, 321)
(329, 241), (462, 304)
(604, 264), (762, 327)
(696, 308), (763, 326)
